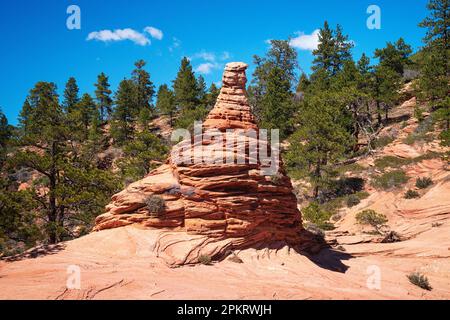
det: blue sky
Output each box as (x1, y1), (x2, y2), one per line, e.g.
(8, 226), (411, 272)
(0, 0), (429, 124)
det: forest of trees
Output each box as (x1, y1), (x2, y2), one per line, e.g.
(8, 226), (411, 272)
(0, 0), (448, 255)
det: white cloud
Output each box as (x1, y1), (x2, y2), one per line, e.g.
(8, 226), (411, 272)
(195, 62), (220, 74)
(221, 51), (231, 60)
(191, 52), (216, 62)
(144, 26), (163, 40)
(169, 37), (181, 52)
(87, 28), (150, 46)
(289, 29), (320, 51)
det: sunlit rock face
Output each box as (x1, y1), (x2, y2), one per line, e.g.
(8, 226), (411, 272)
(94, 62), (314, 266)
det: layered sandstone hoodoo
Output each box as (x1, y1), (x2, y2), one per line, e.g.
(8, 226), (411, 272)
(94, 62), (314, 265)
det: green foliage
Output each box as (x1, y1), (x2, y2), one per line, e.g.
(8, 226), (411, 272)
(374, 156), (409, 170)
(286, 92), (353, 198)
(206, 83), (220, 108)
(111, 79), (137, 145)
(405, 189), (420, 199)
(415, 177), (433, 189)
(417, 0), (449, 132)
(173, 57), (200, 112)
(302, 202), (334, 230)
(174, 105), (208, 131)
(372, 170), (409, 190)
(198, 254), (212, 265)
(118, 131), (168, 180)
(403, 116), (435, 145)
(145, 195), (166, 216)
(356, 209), (388, 233)
(131, 60), (155, 113)
(407, 272), (432, 291)
(94, 72), (113, 121)
(71, 93), (97, 140)
(374, 38), (413, 75)
(62, 77), (80, 114)
(312, 22), (353, 77)
(346, 194), (361, 207)
(249, 40), (298, 138)
(156, 84), (176, 125)
(373, 135), (395, 149)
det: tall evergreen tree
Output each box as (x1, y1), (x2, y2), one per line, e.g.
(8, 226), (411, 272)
(111, 79), (136, 144)
(173, 57), (200, 112)
(156, 84), (176, 126)
(206, 83), (220, 108)
(418, 0), (449, 132)
(62, 77), (80, 114)
(94, 73), (113, 121)
(0, 108), (10, 150)
(374, 38), (413, 76)
(13, 82), (66, 243)
(312, 22), (353, 78)
(286, 93), (353, 199)
(197, 75), (207, 105)
(248, 40), (298, 136)
(75, 93), (97, 140)
(132, 60), (155, 115)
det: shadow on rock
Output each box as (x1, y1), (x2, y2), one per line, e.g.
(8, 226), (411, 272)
(4, 243), (66, 262)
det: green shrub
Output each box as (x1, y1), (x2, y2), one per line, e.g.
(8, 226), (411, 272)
(415, 177), (433, 189)
(374, 136), (395, 149)
(346, 194), (361, 207)
(145, 195), (166, 216)
(439, 129), (450, 147)
(374, 156), (408, 170)
(302, 202), (333, 229)
(372, 170), (409, 190)
(198, 254), (212, 265)
(407, 272), (432, 291)
(404, 189), (420, 199)
(356, 210), (388, 233)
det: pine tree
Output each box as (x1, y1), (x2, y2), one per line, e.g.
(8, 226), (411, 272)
(372, 64), (402, 124)
(286, 93), (353, 199)
(13, 82), (66, 243)
(311, 21), (335, 76)
(173, 57), (200, 112)
(156, 84), (176, 126)
(296, 73), (310, 93)
(260, 66), (295, 139)
(0, 108), (11, 167)
(248, 40), (298, 136)
(118, 131), (168, 180)
(418, 0), (449, 131)
(63, 77), (80, 114)
(0, 108), (10, 149)
(197, 75), (207, 106)
(94, 72), (113, 121)
(111, 79), (136, 144)
(74, 93), (97, 140)
(374, 38), (413, 76)
(132, 59), (155, 115)
(206, 83), (220, 108)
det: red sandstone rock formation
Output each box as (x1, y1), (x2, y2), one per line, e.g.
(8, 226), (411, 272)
(94, 62), (314, 265)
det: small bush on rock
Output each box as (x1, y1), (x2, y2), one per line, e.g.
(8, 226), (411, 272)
(407, 272), (432, 291)
(372, 170), (409, 190)
(404, 190), (420, 199)
(356, 210), (388, 234)
(415, 177), (433, 189)
(145, 195), (166, 216)
(346, 194), (361, 207)
(198, 254), (212, 265)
